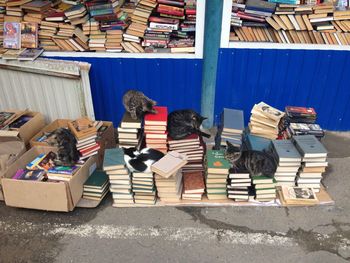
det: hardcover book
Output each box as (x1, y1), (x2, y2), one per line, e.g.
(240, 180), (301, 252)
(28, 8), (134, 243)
(17, 48), (44, 61)
(183, 171), (205, 194)
(120, 111), (141, 129)
(3, 22), (21, 49)
(144, 106), (168, 126)
(21, 22), (38, 48)
(206, 150), (230, 174)
(272, 140), (302, 162)
(151, 151), (187, 178)
(103, 148), (125, 171)
(84, 170), (108, 189)
(292, 135), (328, 158)
(222, 108), (244, 134)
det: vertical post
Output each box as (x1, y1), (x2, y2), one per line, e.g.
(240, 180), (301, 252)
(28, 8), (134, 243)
(201, 0), (223, 128)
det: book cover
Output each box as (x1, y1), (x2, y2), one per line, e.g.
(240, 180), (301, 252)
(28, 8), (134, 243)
(222, 108), (244, 133)
(246, 134), (272, 152)
(84, 170), (108, 189)
(48, 165), (79, 175)
(16, 169), (46, 180)
(3, 22), (21, 49)
(17, 48), (44, 61)
(21, 22), (38, 48)
(206, 150), (230, 172)
(183, 171), (205, 194)
(272, 140), (301, 162)
(280, 186), (318, 204)
(292, 135), (328, 157)
(26, 153), (46, 170)
(103, 148), (125, 171)
(254, 102), (285, 121)
(37, 151), (57, 170)
(144, 106), (168, 125)
(151, 151), (187, 178)
(8, 115), (32, 129)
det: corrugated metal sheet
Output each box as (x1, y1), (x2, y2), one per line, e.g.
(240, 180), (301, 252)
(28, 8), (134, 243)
(0, 59), (94, 123)
(52, 57), (203, 127)
(215, 48), (350, 131)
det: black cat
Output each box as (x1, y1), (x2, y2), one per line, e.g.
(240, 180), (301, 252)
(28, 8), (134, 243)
(225, 141), (277, 177)
(123, 147), (164, 173)
(168, 109), (209, 140)
(53, 128), (80, 166)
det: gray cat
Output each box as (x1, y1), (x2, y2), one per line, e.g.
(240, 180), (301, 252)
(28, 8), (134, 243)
(225, 141), (277, 177)
(122, 90), (157, 120)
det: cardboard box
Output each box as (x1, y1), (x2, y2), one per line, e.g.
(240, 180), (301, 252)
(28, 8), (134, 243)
(0, 110), (46, 145)
(30, 120), (116, 168)
(30, 119), (71, 148)
(1, 146), (97, 212)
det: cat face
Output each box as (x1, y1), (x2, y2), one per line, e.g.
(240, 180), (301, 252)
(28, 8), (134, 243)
(142, 98), (157, 113)
(191, 112), (207, 129)
(225, 141), (242, 162)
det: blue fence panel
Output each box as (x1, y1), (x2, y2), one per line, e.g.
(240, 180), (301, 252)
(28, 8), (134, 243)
(51, 57), (203, 126)
(215, 48), (350, 131)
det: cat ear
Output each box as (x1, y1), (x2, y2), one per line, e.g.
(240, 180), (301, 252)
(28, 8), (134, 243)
(200, 116), (208, 122)
(226, 141), (240, 152)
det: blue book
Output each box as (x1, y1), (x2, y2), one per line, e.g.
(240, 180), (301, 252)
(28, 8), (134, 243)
(292, 135), (327, 158)
(272, 140), (301, 162)
(103, 148), (125, 171)
(246, 134), (271, 151)
(246, 0), (276, 12)
(222, 108), (244, 134)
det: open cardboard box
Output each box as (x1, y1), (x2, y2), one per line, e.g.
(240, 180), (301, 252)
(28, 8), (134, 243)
(0, 110), (46, 145)
(30, 120), (115, 168)
(1, 146), (97, 212)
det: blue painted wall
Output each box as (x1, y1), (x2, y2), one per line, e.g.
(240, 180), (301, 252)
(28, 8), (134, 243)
(53, 57), (203, 126)
(215, 48), (350, 131)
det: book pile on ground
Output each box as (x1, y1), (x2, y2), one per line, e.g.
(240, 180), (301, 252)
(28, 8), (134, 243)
(144, 106), (168, 153)
(168, 133), (205, 173)
(216, 108), (244, 148)
(132, 171), (156, 205)
(227, 168), (252, 202)
(205, 150), (230, 200)
(68, 118), (101, 161)
(230, 1), (350, 45)
(103, 148), (134, 207)
(152, 151), (187, 201)
(118, 111), (142, 148)
(293, 135), (328, 192)
(182, 171), (205, 200)
(252, 176), (276, 202)
(279, 185), (319, 205)
(271, 139), (301, 187)
(83, 170), (109, 201)
(248, 101), (285, 140)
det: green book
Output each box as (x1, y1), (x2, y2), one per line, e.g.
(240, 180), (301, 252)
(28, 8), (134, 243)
(103, 148), (125, 171)
(206, 150), (231, 174)
(84, 170), (108, 189)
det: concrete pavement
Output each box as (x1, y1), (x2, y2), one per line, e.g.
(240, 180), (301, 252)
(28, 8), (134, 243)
(0, 131), (350, 263)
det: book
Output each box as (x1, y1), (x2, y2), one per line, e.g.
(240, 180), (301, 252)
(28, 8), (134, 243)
(222, 108), (244, 134)
(120, 111), (142, 129)
(13, 169), (47, 181)
(151, 151), (187, 178)
(3, 22), (21, 49)
(206, 150), (230, 174)
(144, 106), (168, 126)
(21, 22), (38, 48)
(17, 48), (44, 61)
(84, 170), (108, 189)
(183, 171), (205, 194)
(272, 140), (301, 162)
(103, 148), (125, 171)
(292, 135), (328, 158)
(280, 186), (318, 205)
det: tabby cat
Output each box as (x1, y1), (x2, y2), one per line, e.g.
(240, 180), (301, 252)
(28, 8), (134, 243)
(123, 147), (164, 173)
(53, 128), (80, 166)
(168, 109), (209, 140)
(225, 141), (277, 177)
(122, 90), (157, 120)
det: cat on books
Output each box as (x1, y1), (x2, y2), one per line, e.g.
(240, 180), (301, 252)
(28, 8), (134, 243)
(168, 109), (210, 140)
(123, 147), (164, 173)
(123, 89), (157, 120)
(225, 141), (277, 177)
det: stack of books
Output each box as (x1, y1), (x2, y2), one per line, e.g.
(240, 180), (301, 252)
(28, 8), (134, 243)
(293, 135), (328, 192)
(82, 170), (110, 202)
(106, 29), (123, 52)
(68, 118), (101, 161)
(182, 171), (205, 200)
(132, 171), (157, 205)
(287, 123), (325, 139)
(271, 140), (301, 187)
(103, 148), (134, 207)
(249, 101), (285, 140)
(168, 134), (205, 173)
(252, 176), (277, 202)
(227, 168), (252, 202)
(152, 151), (187, 201)
(216, 108), (244, 148)
(118, 112), (142, 148)
(144, 106), (168, 153)
(64, 4), (88, 26)
(205, 150), (230, 200)
(285, 106), (317, 124)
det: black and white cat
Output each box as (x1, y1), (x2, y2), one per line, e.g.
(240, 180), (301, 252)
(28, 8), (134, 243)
(225, 141), (277, 177)
(123, 147), (164, 173)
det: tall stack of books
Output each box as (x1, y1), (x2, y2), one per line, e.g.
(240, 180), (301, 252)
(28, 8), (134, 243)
(216, 108), (244, 149)
(205, 150), (230, 200)
(227, 168), (252, 202)
(83, 170), (110, 202)
(248, 101), (285, 140)
(117, 111), (142, 148)
(168, 134), (205, 173)
(132, 171), (157, 205)
(293, 135), (328, 192)
(68, 118), (101, 161)
(103, 148), (134, 207)
(152, 151), (187, 202)
(106, 29), (123, 52)
(271, 140), (301, 187)
(252, 176), (276, 202)
(182, 171), (205, 200)
(39, 21), (60, 51)
(144, 106), (168, 153)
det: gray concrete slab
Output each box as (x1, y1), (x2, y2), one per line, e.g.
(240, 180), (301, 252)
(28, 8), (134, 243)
(1, 132), (350, 263)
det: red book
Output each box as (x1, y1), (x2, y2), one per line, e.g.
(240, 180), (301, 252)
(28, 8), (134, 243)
(168, 133), (199, 144)
(144, 130), (167, 134)
(285, 106), (316, 116)
(144, 106), (168, 126)
(79, 143), (100, 155)
(157, 0), (185, 7)
(236, 11), (265, 22)
(148, 16), (179, 24)
(185, 9), (196, 15)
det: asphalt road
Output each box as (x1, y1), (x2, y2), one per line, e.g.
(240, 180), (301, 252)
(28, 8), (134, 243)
(0, 132), (350, 263)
